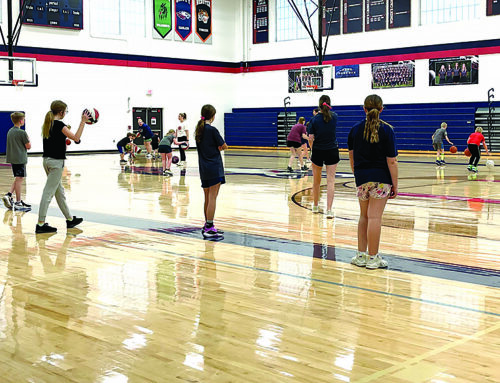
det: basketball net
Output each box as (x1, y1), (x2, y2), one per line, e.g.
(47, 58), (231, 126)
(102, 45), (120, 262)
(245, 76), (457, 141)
(12, 80), (26, 91)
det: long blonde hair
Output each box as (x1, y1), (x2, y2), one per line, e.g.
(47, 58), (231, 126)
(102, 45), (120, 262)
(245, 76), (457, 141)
(363, 94), (392, 143)
(42, 100), (67, 139)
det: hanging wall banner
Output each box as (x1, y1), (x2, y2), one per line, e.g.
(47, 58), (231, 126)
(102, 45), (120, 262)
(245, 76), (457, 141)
(389, 0), (411, 28)
(365, 0), (387, 31)
(322, 0), (341, 36)
(175, 0), (193, 41)
(154, 0), (173, 38)
(195, 0), (212, 44)
(253, 0), (269, 44)
(487, 0), (500, 15)
(335, 65), (359, 78)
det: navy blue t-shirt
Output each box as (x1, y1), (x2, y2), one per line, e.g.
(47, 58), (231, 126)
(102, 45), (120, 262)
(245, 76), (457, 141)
(138, 123), (153, 139)
(309, 111), (338, 150)
(196, 124), (225, 180)
(347, 119), (398, 186)
(43, 120), (67, 160)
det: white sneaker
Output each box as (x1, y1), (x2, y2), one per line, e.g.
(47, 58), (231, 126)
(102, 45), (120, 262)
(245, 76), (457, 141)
(146, 154), (152, 159)
(2, 194), (13, 209)
(351, 251), (367, 267)
(312, 205), (319, 213)
(366, 254), (388, 269)
(326, 210), (334, 219)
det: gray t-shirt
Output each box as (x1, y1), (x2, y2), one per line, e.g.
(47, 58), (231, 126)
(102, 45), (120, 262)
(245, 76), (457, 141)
(6, 126), (29, 164)
(432, 128), (447, 144)
(159, 134), (175, 147)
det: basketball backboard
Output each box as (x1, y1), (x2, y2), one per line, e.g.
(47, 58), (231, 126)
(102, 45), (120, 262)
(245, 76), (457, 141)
(300, 64), (333, 91)
(0, 57), (38, 86)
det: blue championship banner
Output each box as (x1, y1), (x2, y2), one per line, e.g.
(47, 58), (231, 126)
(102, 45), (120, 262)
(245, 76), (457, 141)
(195, 0), (212, 43)
(335, 65), (360, 78)
(175, 0), (193, 41)
(253, 0), (269, 44)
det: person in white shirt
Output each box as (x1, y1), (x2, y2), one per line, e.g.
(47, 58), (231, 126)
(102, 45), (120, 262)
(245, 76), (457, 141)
(175, 113), (189, 167)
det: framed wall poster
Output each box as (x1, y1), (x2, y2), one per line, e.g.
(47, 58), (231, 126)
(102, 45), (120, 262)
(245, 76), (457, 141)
(153, 0), (173, 39)
(343, 0), (363, 34)
(175, 0), (193, 41)
(253, 0), (269, 44)
(365, 0), (386, 31)
(20, 0), (83, 29)
(372, 61), (415, 89)
(389, 0), (411, 28)
(429, 56), (478, 86)
(195, 0), (212, 44)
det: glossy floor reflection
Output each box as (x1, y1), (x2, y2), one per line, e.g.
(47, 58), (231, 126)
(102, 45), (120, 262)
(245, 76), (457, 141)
(0, 150), (499, 383)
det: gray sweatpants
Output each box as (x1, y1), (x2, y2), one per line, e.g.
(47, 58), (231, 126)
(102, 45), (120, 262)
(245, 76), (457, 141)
(38, 158), (72, 222)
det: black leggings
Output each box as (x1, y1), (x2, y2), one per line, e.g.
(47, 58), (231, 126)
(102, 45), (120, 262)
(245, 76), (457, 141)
(178, 135), (187, 161)
(468, 144), (480, 167)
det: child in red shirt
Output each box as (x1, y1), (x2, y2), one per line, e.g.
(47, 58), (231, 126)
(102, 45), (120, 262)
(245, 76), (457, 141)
(467, 127), (490, 172)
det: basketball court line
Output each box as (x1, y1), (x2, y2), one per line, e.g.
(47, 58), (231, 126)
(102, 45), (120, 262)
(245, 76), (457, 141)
(88, 234), (500, 318)
(353, 320), (500, 383)
(26, 204), (500, 288)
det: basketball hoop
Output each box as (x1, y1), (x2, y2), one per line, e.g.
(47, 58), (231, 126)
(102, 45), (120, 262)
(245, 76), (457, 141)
(305, 85), (318, 93)
(12, 79), (26, 91)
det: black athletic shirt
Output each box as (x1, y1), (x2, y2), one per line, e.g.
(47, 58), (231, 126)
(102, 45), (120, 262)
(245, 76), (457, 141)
(43, 120), (67, 159)
(196, 124), (225, 180)
(117, 136), (131, 147)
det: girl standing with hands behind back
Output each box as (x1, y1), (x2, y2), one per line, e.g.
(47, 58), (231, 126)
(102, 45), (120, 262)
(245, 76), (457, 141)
(195, 105), (227, 239)
(348, 95), (398, 269)
(36, 101), (90, 233)
(176, 113), (189, 167)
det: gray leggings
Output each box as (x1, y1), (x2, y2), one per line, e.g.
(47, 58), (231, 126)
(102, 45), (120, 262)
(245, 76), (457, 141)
(38, 158), (72, 222)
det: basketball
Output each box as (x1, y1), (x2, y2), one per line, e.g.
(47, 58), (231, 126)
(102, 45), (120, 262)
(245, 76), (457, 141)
(486, 159), (495, 169)
(172, 156), (179, 164)
(464, 148), (471, 157)
(84, 107), (99, 124)
(180, 143), (188, 149)
(450, 146), (457, 153)
(66, 139), (71, 145)
(125, 143), (131, 151)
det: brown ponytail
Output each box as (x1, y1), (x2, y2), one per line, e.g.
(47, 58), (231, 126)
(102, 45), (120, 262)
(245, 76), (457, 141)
(42, 100), (67, 139)
(195, 104), (216, 143)
(363, 94), (392, 143)
(318, 95), (332, 123)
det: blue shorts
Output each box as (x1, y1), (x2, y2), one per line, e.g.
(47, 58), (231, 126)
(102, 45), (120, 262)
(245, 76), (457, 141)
(201, 176), (226, 188)
(117, 144), (125, 153)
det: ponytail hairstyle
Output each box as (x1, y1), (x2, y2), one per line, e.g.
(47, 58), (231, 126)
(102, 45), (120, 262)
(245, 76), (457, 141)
(318, 95), (332, 123)
(42, 100), (67, 139)
(298, 117), (306, 124)
(195, 104), (216, 144)
(179, 112), (187, 120)
(363, 94), (392, 144)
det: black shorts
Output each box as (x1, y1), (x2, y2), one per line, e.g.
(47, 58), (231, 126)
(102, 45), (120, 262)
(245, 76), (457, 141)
(311, 148), (340, 167)
(152, 141), (159, 150)
(12, 164), (26, 177)
(287, 140), (301, 149)
(158, 145), (172, 154)
(201, 176), (226, 188)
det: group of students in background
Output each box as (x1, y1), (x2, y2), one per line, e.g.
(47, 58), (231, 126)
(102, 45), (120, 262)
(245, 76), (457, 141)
(117, 113), (190, 175)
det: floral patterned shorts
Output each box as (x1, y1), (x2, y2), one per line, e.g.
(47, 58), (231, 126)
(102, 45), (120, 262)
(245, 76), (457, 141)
(356, 182), (392, 201)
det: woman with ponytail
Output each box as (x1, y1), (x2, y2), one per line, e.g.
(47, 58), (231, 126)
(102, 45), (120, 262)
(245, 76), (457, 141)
(195, 104), (227, 239)
(35, 101), (90, 233)
(308, 94), (340, 219)
(347, 94), (398, 269)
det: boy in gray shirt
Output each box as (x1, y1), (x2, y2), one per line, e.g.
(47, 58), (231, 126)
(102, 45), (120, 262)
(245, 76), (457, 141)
(3, 112), (32, 211)
(432, 122), (454, 166)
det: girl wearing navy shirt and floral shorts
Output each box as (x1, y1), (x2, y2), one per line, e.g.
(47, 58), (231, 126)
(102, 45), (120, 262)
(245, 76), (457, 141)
(195, 105), (227, 239)
(348, 94), (398, 269)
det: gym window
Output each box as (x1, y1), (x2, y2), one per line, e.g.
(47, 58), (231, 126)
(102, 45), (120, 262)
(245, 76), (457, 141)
(90, 0), (146, 38)
(276, 0), (318, 41)
(420, 0), (480, 25)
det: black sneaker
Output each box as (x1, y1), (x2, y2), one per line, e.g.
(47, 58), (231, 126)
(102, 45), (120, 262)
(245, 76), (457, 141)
(36, 223), (57, 234)
(301, 165), (308, 171)
(13, 202), (31, 212)
(2, 194), (13, 209)
(19, 200), (31, 208)
(287, 166), (293, 172)
(67, 216), (83, 228)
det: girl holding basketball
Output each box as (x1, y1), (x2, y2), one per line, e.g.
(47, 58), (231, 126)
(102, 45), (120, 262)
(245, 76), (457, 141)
(195, 105), (227, 239)
(175, 113), (189, 167)
(467, 127), (490, 173)
(158, 129), (179, 176)
(35, 100), (90, 233)
(286, 117), (308, 172)
(308, 95), (339, 219)
(348, 94), (398, 269)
